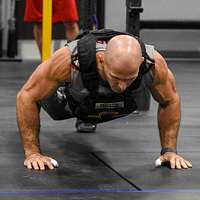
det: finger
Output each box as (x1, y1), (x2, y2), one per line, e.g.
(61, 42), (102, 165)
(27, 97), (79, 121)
(50, 159), (59, 168)
(44, 159), (54, 170)
(175, 159), (181, 169)
(180, 160), (188, 169)
(185, 160), (192, 168)
(32, 161), (40, 170)
(26, 161), (33, 169)
(155, 157), (162, 167)
(170, 158), (176, 169)
(38, 160), (45, 170)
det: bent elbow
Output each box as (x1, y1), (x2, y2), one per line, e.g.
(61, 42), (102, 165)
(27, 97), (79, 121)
(16, 90), (30, 104)
(16, 90), (25, 103)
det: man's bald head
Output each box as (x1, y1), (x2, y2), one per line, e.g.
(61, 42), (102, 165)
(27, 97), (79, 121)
(104, 35), (143, 78)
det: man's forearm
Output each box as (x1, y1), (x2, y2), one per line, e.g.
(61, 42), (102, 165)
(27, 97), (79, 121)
(16, 93), (41, 157)
(158, 97), (181, 149)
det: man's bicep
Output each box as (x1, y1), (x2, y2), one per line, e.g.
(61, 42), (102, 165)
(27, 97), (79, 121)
(150, 51), (179, 106)
(151, 69), (178, 106)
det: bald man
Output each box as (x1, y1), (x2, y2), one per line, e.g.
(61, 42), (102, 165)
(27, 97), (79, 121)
(16, 29), (192, 170)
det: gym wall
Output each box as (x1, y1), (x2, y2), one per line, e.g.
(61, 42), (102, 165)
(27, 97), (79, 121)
(105, 0), (200, 56)
(105, 0), (200, 31)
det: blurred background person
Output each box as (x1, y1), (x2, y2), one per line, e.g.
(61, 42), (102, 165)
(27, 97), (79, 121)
(24, 0), (79, 57)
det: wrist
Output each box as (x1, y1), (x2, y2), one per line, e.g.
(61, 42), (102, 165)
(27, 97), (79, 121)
(160, 147), (177, 155)
(25, 149), (41, 158)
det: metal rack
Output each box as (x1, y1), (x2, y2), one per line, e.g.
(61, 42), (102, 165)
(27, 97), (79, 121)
(0, 0), (20, 61)
(0, 0), (3, 57)
(77, 0), (105, 31)
(126, 0), (143, 36)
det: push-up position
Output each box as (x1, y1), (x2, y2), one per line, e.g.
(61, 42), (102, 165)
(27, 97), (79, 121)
(16, 29), (192, 170)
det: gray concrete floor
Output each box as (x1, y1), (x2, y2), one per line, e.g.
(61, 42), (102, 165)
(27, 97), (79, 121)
(0, 59), (199, 199)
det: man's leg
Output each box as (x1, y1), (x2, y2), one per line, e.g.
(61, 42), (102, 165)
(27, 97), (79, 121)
(40, 91), (96, 132)
(33, 23), (42, 57)
(64, 21), (79, 42)
(41, 90), (74, 121)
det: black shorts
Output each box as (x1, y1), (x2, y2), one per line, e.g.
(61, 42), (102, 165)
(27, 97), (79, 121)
(40, 91), (74, 120)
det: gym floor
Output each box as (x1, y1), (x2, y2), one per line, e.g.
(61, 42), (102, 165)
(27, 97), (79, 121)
(0, 59), (200, 199)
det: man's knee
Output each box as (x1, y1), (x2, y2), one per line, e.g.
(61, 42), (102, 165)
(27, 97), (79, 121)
(64, 22), (78, 30)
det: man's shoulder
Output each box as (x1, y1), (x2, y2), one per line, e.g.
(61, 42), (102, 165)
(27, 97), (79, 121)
(48, 47), (72, 81)
(152, 51), (169, 85)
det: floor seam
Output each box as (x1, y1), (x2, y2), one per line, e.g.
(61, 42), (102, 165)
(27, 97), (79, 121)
(90, 152), (142, 191)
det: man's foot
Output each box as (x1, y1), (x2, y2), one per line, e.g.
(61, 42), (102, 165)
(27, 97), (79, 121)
(75, 119), (97, 133)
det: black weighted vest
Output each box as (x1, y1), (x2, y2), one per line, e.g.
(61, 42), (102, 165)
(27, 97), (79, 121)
(65, 29), (154, 124)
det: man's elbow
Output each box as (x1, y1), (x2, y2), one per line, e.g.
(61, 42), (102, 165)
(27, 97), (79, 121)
(172, 92), (180, 107)
(17, 89), (25, 102)
(16, 89), (32, 105)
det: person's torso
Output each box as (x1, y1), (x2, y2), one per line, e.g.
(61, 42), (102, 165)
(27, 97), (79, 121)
(58, 38), (155, 123)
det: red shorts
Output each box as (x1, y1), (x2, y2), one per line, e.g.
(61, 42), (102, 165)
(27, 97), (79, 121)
(24, 0), (79, 23)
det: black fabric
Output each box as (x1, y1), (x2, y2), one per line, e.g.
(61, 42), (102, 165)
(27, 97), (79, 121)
(41, 92), (73, 120)
(77, 29), (153, 93)
(63, 29), (155, 123)
(66, 86), (137, 123)
(77, 34), (99, 91)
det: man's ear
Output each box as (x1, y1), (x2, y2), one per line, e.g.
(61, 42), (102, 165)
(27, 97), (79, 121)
(141, 56), (145, 63)
(96, 52), (104, 64)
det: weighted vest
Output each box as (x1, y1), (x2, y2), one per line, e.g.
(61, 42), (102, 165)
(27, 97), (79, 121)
(65, 29), (154, 124)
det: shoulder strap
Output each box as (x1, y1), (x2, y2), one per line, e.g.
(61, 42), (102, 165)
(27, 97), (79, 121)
(77, 29), (123, 92)
(77, 29), (151, 92)
(77, 33), (99, 92)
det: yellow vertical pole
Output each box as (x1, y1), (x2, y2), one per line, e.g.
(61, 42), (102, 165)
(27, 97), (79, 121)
(42, 0), (52, 62)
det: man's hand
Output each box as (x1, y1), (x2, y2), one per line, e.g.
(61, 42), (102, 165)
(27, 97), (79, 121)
(24, 153), (59, 170)
(155, 152), (192, 169)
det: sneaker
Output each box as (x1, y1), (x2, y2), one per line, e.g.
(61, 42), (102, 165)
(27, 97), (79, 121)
(75, 119), (97, 133)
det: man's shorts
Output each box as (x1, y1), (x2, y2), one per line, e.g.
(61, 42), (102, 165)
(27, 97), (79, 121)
(40, 86), (74, 120)
(24, 0), (79, 23)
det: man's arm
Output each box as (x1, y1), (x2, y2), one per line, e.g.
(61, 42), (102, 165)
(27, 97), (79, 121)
(16, 47), (71, 170)
(151, 51), (192, 169)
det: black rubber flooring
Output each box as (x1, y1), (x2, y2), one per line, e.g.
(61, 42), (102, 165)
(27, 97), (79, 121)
(0, 60), (200, 200)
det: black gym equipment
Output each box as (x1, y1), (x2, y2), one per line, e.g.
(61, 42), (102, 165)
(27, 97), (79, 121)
(0, 28), (2, 57)
(77, 0), (105, 31)
(7, 0), (17, 57)
(96, 0), (105, 29)
(0, 0), (20, 61)
(140, 20), (200, 59)
(140, 20), (200, 30)
(126, 0), (143, 37)
(0, 0), (3, 57)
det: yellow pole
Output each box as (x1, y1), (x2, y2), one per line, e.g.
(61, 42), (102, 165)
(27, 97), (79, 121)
(42, 0), (52, 61)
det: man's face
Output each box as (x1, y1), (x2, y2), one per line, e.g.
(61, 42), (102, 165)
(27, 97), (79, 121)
(104, 64), (139, 93)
